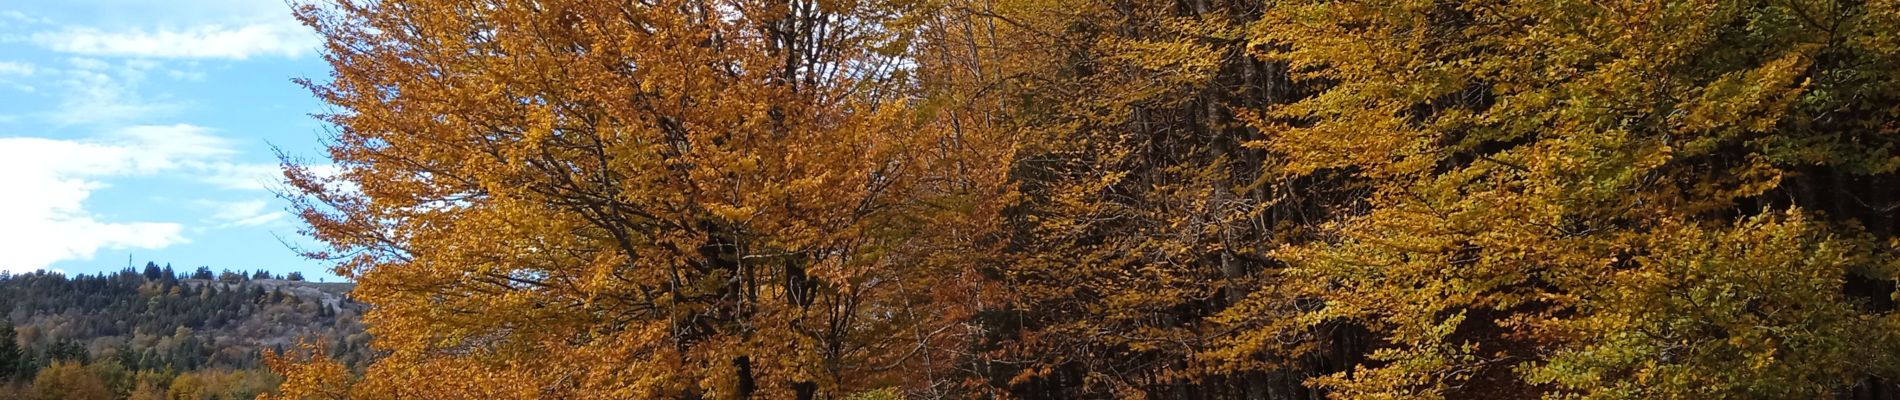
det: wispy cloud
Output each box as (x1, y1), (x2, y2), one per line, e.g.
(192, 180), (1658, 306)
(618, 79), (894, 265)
(0, 10), (51, 27)
(31, 23), (315, 60)
(0, 61), (36, 92)
(199, 162), (286, 191)
(0, 61), (34, 76)
(51, 57), (177, 124)
(96, 124), (285, 190)
(112, 123), (237, 164)
(204, 199), (286, 228)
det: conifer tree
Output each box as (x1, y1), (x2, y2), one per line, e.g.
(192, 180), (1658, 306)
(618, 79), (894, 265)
(0, 322), (21, 382)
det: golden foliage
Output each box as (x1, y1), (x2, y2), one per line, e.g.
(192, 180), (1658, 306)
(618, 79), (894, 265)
(1244, 0), (1900, 397)
(285, 0), (1009, 397)
(281, 0), (1900, 397)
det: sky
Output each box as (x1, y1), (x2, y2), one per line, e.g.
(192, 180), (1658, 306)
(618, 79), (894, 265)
(0, 0), (340, 280)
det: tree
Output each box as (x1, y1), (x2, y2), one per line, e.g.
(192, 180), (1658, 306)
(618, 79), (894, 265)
(85, 360), (132, 399)
(0, 322), (21, 382)
(108, 343), (137, 373)
(127, 381), (164, 400)
(270, 0), (1900, 397)
(285, 272), (305, 282)
(165, 372), (205, 400)
(190, 267), (213, 281)
(1235, 0), (1900, 397)
(262, 343), (352, 400)
(164, 369), (280, 400)
(286, 0), (1008, 397)
(31, 362), (110, 400)
(141, 263), (163, 281)
(45, 339), (88, 364)
(878, 0), (1369, 396)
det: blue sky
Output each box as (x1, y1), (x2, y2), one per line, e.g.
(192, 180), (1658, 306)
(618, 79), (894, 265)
(0, 0), (340, 280)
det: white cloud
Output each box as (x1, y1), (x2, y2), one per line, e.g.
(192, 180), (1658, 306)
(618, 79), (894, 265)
(167, 68), (206, 81)
(97, 124), (284, 190)
(31, 23), (315, 60)
(0, 136), (185, 273)
(67, 57), (109, 71)
(0, 124), (281, 273)
(0, 61), (36, 92)
(0, 10), (51, 26)
(204, 199), (286, 228)
(199, 162), (285, 191)
(0, 61), (34, 76)
(113, 124), (237, 164)
(50, 57), (175, 124)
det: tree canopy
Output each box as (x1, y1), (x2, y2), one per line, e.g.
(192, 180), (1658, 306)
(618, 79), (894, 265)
(280, 0), (1900, 398)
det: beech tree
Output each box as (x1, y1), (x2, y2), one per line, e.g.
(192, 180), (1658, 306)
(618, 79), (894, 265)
(285, 0), (1007, 397)
(1242, 0), (1900, 397)
(31, 362), (110, 400)
(279, 0), (1900, 398)
(922, 0), (1360, 397)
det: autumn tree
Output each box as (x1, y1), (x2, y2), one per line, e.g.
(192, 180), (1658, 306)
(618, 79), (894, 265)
(1235, 0), (1900, 397)
(31, 362), (110, 400)
(262, 343), (352, 400)
(281, 0), (1900, 398)
(913, 0), (1366, 397)
(287, 0), (1008, 398)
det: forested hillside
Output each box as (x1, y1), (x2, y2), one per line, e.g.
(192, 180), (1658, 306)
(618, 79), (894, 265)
(0, 264), (370, 399)
(266, 0), (1900, 399)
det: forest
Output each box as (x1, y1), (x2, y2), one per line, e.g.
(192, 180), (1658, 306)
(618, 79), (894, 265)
(254, 0), (1900, 398)
(0, 265), (370, 399)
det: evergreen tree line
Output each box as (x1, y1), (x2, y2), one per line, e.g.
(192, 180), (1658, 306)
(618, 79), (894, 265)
(0, 263), (370, 399)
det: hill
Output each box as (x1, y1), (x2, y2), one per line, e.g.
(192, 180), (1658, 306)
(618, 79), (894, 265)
(0, 263), (370, 399)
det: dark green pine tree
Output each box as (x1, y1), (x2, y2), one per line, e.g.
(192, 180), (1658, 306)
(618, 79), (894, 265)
(0, 322), (20, 381)
(142, 262), (163, 281)
(46, 338), (89, 364)
(111, 342), (137, 369)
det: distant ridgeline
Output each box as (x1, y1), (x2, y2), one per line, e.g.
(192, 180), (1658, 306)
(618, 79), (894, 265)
(0, 262), (370, 399)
